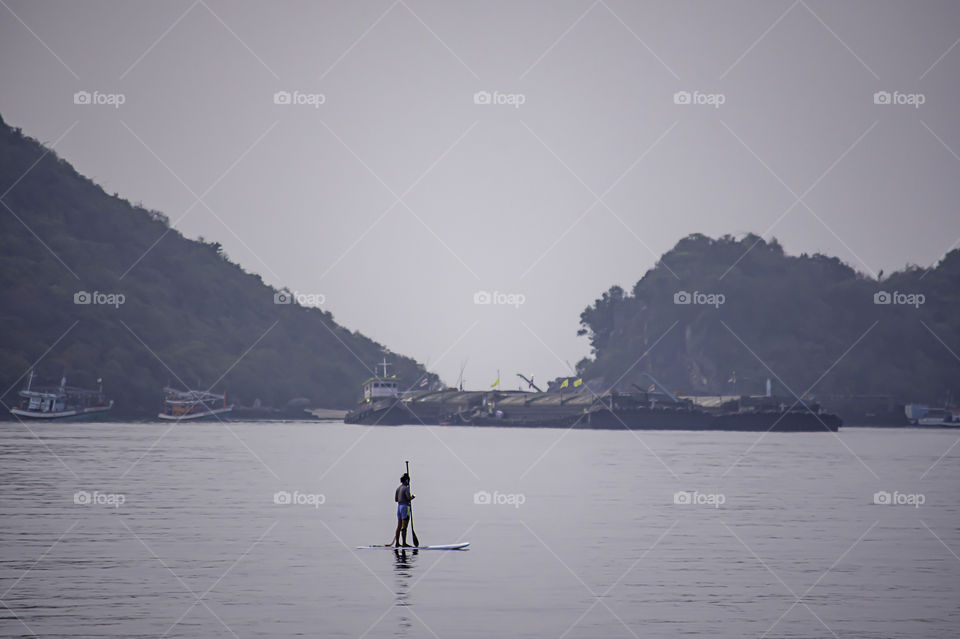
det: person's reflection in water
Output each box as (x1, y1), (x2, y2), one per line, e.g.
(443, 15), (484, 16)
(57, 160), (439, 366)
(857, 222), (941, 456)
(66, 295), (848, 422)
(392, 548), (419, 636)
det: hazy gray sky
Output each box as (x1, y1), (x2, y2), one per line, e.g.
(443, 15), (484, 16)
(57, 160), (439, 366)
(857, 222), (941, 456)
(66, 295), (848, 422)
(2, 0), (959, 388)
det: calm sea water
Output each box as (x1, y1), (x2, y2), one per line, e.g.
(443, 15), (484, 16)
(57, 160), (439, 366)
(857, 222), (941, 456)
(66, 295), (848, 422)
(1, 422), (958, 638)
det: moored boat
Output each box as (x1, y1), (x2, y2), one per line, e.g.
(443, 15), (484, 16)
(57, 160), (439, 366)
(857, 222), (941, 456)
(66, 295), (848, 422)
(158, 387), (233, 421)
(10, 371), (113, 420)
(905, 404), (960, 427)
(344, 374), (841, 431)
(344, 362), (411, 425)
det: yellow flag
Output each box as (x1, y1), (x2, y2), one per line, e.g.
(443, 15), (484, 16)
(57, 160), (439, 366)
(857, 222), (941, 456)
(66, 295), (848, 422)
(573, 378), (582, 387)
(560, 378), (569, 389)
(491, 377), (500, 388)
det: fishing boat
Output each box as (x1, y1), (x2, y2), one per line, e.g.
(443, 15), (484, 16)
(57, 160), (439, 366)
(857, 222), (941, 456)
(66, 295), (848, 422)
(158, 387), (233, 421)
(10, 371), (114, 420)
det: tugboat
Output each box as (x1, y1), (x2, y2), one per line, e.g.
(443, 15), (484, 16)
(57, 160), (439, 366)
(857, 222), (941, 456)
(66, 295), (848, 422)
(158, 387), (233, 421)
(343, 359), (411, 425)
(10, 370), (114, 420)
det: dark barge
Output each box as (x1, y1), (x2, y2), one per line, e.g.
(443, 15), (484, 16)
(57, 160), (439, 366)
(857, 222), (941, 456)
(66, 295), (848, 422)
(344, 374), (841, 432)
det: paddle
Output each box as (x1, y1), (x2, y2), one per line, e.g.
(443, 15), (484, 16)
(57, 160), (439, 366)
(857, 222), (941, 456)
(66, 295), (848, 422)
(405, 460), (420, 547)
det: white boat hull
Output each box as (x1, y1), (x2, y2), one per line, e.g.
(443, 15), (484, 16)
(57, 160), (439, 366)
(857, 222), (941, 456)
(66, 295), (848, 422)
(916, 418), (960, 427)
(157, 406), (233, 421)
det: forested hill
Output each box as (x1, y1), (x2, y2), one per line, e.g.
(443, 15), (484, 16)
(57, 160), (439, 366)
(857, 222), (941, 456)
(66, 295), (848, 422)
(576, 234), (960, 404)
(0, 114), (434, 416)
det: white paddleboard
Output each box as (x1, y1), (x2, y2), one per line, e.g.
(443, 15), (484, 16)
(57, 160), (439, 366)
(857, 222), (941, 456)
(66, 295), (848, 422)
(357, 542), (470, 550)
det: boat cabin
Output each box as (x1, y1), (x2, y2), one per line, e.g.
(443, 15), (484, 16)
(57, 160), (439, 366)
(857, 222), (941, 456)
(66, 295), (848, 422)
(20, 391), (65, 414)
(363, 377), (399, 401)
(361, 358), (401, 402)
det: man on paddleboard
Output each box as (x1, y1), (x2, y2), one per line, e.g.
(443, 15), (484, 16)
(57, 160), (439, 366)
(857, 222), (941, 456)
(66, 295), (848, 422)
(388, 473), (415, 547)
